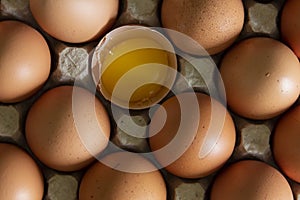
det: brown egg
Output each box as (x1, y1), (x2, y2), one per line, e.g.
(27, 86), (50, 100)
(220, 37), (300, 120)
(29, 0), (119, 43)
(79, 152), (167, 200)
(149, 92), (236, 179)
(281, 0), (300, 58)
(273, 105), (300, 183)
(210, 160), (293, 200)
(0, 143), (44, 200)
(25, 85), (110, 171)
(161, 0), (244, 55)
(0, 20), (51, 103)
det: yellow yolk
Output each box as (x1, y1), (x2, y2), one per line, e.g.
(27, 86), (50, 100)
(100, 38), (170, 106)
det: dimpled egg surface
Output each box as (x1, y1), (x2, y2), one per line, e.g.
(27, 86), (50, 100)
(161, 0), (244, 55)
(25, 85), (110, 172)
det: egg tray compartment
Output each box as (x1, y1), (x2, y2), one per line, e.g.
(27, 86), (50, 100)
(1, 0), (299, 199)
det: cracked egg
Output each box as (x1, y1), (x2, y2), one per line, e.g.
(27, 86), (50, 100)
(91, 25), (177, 110)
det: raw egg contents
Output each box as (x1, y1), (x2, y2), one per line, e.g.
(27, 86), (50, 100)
(3, 1), (300, 199)
(210, 160), (293, 200)
(0, 20), (51, 103)
(79, 152), (167, 200)
(273, 105), (300, 183)
(101, 43), (169, 103)
(149, 92), (236, 178)
(0, 143), (44, 200)
(93, 26), (178, 109)
(220, 37), (300, 120)
(25, 86), (110, 172)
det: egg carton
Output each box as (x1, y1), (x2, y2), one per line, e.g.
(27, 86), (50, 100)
(1, 0), (299, 199)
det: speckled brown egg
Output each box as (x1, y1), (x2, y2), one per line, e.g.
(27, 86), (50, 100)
(220, 37), (300, 120)
(273, 105), (300, 183)
(281, 0), (300, 58)
(79, 152), (167, 200)
(25, 85), (110, 172)
(211, 160), (293, 200)
(149, 92), (236, 179)
(161, 0), (244, 55)
(0, 20), (51, 103)
(0, 143), (44, 200)
(29, 0), (119, 43)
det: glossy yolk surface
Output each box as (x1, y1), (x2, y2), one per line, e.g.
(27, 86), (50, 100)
(101, 39), (170, 104)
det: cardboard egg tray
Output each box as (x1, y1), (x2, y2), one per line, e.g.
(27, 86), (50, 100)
(1, 0), (299, 199)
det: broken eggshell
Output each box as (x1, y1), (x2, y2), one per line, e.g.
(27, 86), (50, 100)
(91, 25), (178, 110)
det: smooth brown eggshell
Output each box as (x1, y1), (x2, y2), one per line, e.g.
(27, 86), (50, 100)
(161, 0), (244, 55)
(25, 85), (110, 171)
(0, 20), (51, 103)
(79, 152), (167, 200)
(273, 105), (300, 183)
(29, 0), (119, 43)
(281, 0), (300, 58)
(220, 37), (300, 120)
(149, 92), (236, 179)
(210, 160), (293, 200)
(0, 143), (44, 200)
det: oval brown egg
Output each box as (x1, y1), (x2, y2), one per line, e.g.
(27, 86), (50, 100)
(0, 20), (51, 103)
(210, 160), (293, 200)
(220, 37), (300, 120)
(281, 0), (300, 58)
(79, 152), (167, 200)
(25, 85), (110, 172)
(0, 143), (44, 200)
(149, 92), (236, 179)
(161, 0), (244, 55)
(29, 0), (119, 43)
(273, 105), (300, 183)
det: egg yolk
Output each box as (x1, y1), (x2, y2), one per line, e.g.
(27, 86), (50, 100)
(100, 38), (170, 106)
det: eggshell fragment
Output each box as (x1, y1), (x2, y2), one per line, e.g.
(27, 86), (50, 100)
(273, 105), (300, 183)
(0, 143), (44, 200)
(210, 160), (293, 200)
(149, 92), (236, 178)
(25, 85), (110, 171)
(79, 152), (167, 200)
(0, 20), (51, 103)
(220, 37), (300, 120)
